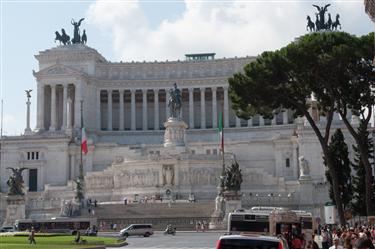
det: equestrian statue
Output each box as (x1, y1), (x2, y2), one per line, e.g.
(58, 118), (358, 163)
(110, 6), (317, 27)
(306, 4), (341, 32)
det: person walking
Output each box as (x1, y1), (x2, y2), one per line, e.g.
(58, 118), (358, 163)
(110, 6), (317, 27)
(329, 238), (344, 249)
(28, 227), (36, 244)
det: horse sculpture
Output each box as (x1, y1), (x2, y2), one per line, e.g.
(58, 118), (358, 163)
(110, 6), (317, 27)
(55, 28), (70, 45)
(168, 83), (182, 119)
(81, 30), (87, 44)
(306, 15), (315, 32)
(326, 13), (333, 30)
(332, 14), (341, 30)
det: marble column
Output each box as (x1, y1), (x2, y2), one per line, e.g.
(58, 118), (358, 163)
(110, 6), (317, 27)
(154, 89), (159, 130)
(62, 84), (68, 130)
(142, 89), (148, 130)
(119, 90), (124, 130)
(24, 98), (32, 135)
(107, 89), (112, 131)
(236, 117), (241, 127)
(248, 118), (253, 127)
(200, 88), (206, 129)
(189, 88), (194, 129)
(67, 98), (73, 130)
(272, 115), (277, 125)
(283, 110), (288, 125)
(131, 89), (136, 130)
(223, 86), (229, 128)
(96, 89), (101, 130)
(259, 115), (264, 126)
(166, 90), (170, 120)
(74, 83), (82, 129)
(49, 85), (57, 131)
(212, 87), (217, 128)
(36, 83), (45, 130)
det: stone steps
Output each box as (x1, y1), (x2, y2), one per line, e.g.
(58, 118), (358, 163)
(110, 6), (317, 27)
(81, 201), (215, 219)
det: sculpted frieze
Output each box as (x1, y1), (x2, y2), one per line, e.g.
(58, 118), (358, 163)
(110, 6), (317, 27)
(114, 169), (159, 188)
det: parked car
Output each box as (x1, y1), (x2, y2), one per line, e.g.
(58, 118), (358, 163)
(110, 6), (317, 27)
(0, 226), (15, 233)
(216, 234), (288, 249)
(119, 224), (153, 238)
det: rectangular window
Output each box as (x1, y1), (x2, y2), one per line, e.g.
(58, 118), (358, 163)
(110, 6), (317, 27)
(213, 149), (217, 155)
(206, 149), (211, 155)
(27, 152), (30, 160)
(286, 158), (290, 168)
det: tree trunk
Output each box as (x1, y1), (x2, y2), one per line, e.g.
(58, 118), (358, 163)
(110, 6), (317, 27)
(323, 148), (347, 225)
(303, 110), (346, 225)
(339, 115), (374, 216)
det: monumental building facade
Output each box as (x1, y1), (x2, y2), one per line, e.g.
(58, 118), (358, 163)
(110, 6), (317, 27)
(1, 44), (356, 220)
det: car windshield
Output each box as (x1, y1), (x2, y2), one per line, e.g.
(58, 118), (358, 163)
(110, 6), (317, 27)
(219, 239), (279, 249)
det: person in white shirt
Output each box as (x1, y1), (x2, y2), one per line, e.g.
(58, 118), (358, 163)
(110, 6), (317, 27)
(329, 238), (344, 249)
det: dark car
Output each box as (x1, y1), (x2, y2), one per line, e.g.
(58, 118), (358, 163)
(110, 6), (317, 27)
(216, 234), (288, 249)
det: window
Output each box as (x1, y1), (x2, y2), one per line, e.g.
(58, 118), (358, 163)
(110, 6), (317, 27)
(286, 158), (290, 168)
(213, 149), (217, 155)
(27, 151), (39, 160)
(206, 149), (211, 155)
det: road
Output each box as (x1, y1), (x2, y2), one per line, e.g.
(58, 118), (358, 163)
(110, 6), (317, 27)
(106, 231), (224, 249)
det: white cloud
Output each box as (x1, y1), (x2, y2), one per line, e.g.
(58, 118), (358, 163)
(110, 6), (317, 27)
(86, 0), (373, 62)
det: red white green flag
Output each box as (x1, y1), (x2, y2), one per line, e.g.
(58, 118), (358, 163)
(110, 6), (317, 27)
(218, 112), (224, 153)
(81, 127), (88, 155)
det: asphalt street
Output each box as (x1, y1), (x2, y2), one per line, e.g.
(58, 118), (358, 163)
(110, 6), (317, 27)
(106, 231), (224, 249)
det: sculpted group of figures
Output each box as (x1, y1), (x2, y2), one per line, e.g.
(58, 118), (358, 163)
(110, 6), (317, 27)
(306, 4), (341, 32)
(55, 18), (87, 45)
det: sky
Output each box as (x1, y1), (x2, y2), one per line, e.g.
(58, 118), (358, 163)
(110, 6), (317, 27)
(0, 0), (374, 136)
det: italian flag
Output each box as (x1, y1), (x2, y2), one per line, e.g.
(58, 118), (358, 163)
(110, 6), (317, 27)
(81, 127), (88, 155)
(218, 112), (224, 153)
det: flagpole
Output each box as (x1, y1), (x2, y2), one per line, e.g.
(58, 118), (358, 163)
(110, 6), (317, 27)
(79, 100), (83, 180)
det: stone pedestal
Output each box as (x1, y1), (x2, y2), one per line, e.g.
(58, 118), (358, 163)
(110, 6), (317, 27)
(3, 195), (26, 226)
(222, 191), (242, 226)
(164, 118), (188, 148)
(298, 178), (314, 206)
(209, 195), (226, 229)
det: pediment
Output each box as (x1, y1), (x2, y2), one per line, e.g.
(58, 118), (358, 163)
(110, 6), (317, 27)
(33, 64), (88, 79)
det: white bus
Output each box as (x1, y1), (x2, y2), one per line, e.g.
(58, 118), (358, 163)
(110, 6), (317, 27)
(228, 207), (315, 239)
(15, 217), (97, 234)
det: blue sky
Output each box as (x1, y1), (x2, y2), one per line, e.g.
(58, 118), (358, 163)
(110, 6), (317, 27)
(0, 0), (373, 135)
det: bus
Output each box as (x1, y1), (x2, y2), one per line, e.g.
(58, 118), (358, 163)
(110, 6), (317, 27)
(228, 207), (315, 240)
(15, 217), (97, 234)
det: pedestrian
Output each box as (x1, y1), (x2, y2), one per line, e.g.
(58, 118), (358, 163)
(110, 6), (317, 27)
(322, 229), (330, 249)
(113, 223), (117, 231)
(28, 227), (36, 244)
(197, 222), (201, 232)
(94, 199), (97, 207)
(88, 207), (91, 214)
(292, 235), (302, 249)
(329, 238), (343, 249)
(353, 237), (374, 249)
(74, 229), (81, 243)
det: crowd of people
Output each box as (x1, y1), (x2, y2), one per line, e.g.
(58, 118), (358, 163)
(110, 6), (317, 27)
(283, 226), (375, 249)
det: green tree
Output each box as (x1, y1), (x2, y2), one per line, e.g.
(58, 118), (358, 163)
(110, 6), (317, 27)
(351, 119), (375, 216)
(332, 33), (375, 215)
(325, 129), (353, 209)
(229, 31), (363, 225)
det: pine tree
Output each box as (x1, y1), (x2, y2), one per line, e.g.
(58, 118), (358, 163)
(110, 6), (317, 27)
(351, 120), (375, 215)
(325, 129), (353, 209)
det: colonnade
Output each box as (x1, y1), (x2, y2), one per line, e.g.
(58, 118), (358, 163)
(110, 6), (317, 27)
(34, 84), (291, 132)
(96, 86), (290, 131)
(36, 83), (78, 131)
(96, 86), (229, 131)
